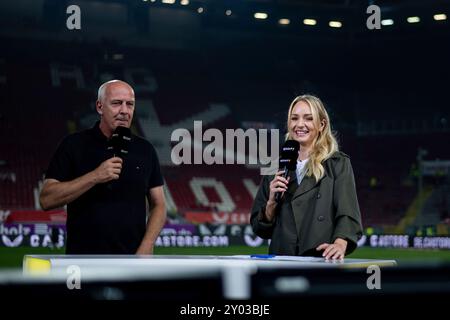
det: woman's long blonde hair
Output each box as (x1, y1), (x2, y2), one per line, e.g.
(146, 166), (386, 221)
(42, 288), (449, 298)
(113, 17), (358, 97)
(285, 95), (339, 182)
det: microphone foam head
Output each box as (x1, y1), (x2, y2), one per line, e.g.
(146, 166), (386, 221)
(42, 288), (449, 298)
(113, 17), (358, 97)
(279, 140), (300, 171)
(108, 126), (131, 157)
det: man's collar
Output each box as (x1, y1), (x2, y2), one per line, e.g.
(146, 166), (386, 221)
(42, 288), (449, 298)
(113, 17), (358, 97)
(90, 121), (109, 142)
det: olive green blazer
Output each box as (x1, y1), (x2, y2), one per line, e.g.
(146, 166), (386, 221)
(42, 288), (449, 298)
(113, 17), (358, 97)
(251, 151), (363, 256)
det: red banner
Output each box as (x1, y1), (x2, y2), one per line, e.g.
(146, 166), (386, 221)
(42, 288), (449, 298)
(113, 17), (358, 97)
(184, 211), (250, 225)
(3, 209), (67, 223)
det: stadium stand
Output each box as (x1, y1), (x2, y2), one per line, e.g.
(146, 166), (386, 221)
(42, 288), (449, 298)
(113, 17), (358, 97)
(1, 40), (449, 232)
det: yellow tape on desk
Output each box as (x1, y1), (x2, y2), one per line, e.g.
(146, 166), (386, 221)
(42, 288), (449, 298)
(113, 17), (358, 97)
(23, 256), (51, 275)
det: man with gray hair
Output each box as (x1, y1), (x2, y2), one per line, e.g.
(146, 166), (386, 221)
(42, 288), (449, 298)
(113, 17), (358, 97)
(40, 80), (166, 254)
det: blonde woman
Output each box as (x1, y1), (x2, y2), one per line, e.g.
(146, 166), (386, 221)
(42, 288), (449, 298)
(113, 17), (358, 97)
(250, 95), (363, 260)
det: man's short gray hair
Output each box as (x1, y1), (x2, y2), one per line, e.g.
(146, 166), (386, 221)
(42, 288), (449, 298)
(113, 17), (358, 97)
(97, 79), (132, 102)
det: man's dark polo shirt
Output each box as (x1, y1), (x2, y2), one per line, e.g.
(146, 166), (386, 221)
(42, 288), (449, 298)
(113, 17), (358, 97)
(45, 122), (164, 254)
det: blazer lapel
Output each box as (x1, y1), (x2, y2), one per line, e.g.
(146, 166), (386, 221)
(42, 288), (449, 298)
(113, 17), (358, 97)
(293, 175), (316, 199)
(283, 170), (298, 197)
(290, 174), (323, 235)
(292, 172), (327, 201)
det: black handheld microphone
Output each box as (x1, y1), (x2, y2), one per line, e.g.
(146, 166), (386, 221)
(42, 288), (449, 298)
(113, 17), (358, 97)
(275, 140), (300, 202)
(107, 126), (131, 159)
(106, 126), (131, 190)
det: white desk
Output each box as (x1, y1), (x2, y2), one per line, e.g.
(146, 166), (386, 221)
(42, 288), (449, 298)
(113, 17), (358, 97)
(22, 255), (396, 299)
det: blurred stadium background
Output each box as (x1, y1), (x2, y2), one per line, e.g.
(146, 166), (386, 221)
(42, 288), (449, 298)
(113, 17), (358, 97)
(1, 0), (450, 273)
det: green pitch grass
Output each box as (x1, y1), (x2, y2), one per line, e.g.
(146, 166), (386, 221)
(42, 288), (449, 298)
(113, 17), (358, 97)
(0, 246), (65, 269)
(1, 246), (450, 269)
